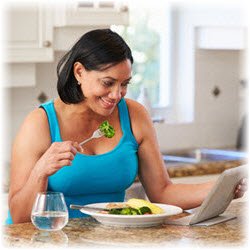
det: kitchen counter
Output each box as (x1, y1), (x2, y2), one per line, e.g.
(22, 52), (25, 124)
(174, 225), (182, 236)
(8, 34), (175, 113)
(167, 160), (245, 178)
(3, 201), (247, 248)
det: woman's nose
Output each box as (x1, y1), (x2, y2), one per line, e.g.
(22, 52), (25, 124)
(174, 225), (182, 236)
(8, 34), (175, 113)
(109, 86), (122, 100)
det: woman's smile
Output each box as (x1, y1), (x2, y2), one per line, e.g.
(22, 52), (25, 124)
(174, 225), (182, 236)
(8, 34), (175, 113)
(99, 97), (117, 110)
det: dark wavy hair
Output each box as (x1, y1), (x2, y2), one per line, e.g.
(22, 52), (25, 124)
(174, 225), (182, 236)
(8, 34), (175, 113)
(57, 29), (133, 104)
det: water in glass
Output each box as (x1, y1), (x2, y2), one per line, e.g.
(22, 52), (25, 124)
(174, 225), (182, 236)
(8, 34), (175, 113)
(31, 192), (68, 231)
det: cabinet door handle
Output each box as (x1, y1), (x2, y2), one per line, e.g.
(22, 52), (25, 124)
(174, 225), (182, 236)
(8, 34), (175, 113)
(43, 40), (52, 47)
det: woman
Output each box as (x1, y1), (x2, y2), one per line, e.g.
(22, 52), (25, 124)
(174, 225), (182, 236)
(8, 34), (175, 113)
(7, 29), (246, 224)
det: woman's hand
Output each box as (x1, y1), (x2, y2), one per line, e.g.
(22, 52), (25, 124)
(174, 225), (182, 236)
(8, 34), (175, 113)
(234, 178), (248, 199)
(34, 141), (81, 178)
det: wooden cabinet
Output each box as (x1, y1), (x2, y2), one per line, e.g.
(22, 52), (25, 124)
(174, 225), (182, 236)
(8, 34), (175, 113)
(4, 3), (54, 63)
(53, 2), (129, 51)
(53, 1), (129, 27)
(4, 2), (129, 63)
(3, 2), (129, 87)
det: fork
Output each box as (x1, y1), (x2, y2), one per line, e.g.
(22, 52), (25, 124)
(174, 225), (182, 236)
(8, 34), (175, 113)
(79, 129), (104, 147)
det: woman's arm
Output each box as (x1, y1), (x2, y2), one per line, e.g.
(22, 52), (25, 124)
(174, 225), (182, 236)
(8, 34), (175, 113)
(126, 99), (214, 210)
(8, 108), (80, 223)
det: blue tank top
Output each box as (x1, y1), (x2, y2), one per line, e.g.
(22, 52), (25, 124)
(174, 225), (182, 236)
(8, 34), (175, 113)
(6, 98), (138, 224)
(45, 98), (139, 218)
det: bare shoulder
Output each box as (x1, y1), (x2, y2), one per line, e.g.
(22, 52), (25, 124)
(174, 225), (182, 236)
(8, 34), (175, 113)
(13, 107), (51, 155)
(124, 98), (150, 118)
(19, 108), (49, 136)
(124, 98), (154, 144)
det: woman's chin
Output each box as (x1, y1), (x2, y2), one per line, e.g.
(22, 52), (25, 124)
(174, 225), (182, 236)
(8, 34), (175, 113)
(100, 107), (115, 117)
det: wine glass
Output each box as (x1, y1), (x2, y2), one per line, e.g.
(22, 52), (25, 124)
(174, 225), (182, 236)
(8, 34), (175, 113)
(31, 192), (68, 231)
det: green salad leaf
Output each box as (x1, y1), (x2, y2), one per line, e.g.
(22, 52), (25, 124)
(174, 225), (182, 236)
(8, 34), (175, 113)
(138, 206), (152, 215)
(99, 121), (115, 138)
(108, 207), (152, 215)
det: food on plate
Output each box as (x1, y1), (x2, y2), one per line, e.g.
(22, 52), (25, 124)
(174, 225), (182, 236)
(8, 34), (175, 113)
(126, 198), (164, 214)
(101, 199), (164, 215)
(99, 121), (115, 138)
(105, 203), (127, 209)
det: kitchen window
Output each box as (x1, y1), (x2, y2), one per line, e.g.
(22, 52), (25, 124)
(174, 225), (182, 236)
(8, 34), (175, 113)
(111, 2), (172, 121)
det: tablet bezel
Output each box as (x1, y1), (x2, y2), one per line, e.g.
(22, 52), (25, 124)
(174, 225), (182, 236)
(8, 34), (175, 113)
(190, 165), (247, 225)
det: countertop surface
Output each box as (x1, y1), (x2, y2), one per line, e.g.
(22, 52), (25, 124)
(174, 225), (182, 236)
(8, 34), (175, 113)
(3, 201), (247, 248)
(167, 160), (245, 178)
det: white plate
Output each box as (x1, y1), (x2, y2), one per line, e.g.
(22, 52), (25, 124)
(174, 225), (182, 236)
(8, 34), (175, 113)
(80, 202), (183, 227)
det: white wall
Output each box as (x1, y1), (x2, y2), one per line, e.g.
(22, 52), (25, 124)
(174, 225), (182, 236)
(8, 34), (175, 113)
(156, 49), (244, 152)
(154, 4), (247, 152)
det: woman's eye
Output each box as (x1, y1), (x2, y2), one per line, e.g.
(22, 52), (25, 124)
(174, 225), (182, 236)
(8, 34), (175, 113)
(122, 82), (130, 87)
(102, 81), (113, 87)
(101, 80), (131, 88)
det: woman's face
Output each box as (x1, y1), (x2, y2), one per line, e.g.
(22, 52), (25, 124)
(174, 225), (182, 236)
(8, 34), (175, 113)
(76, 59), (132, 116)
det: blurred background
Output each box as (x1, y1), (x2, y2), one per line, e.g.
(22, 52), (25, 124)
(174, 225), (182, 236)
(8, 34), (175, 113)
(1, 0), (249, 218)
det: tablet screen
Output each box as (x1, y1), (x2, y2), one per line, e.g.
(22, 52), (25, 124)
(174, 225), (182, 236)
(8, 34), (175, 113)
(190, 165), (247, 225)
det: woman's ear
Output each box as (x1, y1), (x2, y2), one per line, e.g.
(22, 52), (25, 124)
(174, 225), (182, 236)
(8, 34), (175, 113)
(73, 62), (85, 83)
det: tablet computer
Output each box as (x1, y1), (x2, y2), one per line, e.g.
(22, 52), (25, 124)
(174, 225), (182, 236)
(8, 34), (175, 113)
(165, 164), (248, 226)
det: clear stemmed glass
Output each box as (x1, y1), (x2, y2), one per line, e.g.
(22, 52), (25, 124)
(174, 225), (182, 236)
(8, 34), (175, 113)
(31, 192), (68, 231)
